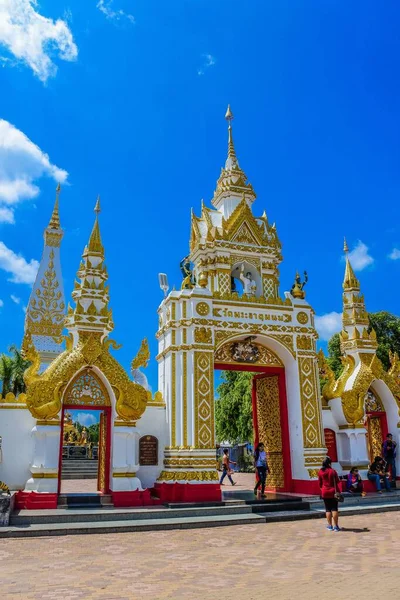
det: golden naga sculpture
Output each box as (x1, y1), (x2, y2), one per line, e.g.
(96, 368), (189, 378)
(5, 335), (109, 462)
(319, 348), (400, 426)
(23, 332), (148, 422)
(291, 271), (308, 299)
(318, 349), (356, 404)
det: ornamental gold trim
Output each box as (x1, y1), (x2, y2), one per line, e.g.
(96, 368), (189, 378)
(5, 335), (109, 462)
(157, 470), (219, 482)
(171, 353), (176, 447)
(113, 472), (137, 478)
(31, 472), (58, 479)
(182, 351), (188, 447)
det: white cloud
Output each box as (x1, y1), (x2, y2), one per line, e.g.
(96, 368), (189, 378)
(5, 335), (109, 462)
(347, 240), (374, 271)
(0, 207), (14, 223)
(0, 298), (3, 308)
(315, 311), (342, 341)
(0, 119), (68, 223)
(97, 1), (135, 24)
(0, 0), (78, 82)
(74, 412), (98, 427)
(0, 241), (39, 284)
(197, 54), (215, 76)
(388, 248), (400, 261)
(10, 293), (20, 304)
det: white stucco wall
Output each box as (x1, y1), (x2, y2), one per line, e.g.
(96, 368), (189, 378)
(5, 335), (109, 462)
(136, 406), (168, 489)
(0, 408), (35, 489)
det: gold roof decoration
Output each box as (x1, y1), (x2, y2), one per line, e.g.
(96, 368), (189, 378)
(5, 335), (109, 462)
(48, 183), (61, 229)
(24, 184), (66, 349)
(87, 195), (104, 255)
(22, 331), (148, 422)
(212, 105), (256, 209)
(190, 193), (282, 257)
(23, 198), (151, 423)
(66, 198), (113, 338)
(341, 238), (377, 354)
(343, 238), (360, 291)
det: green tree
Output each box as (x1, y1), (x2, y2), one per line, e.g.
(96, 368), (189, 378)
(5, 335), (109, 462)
(0, 345), (30, 396)
(215, 371), (254, 444)
(327, 333), (344, 378)
(0, 354), (13, 396)
(88, 422), (100, 444)
(368, 311), (400, 370)
(326, 312), (400, 374)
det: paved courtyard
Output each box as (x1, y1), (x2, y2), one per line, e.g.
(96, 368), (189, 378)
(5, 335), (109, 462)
(1, 511), (399, 599)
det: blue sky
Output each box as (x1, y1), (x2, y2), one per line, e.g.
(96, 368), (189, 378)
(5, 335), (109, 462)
(1, 1), (400, 390)
(69, 409), (101, 427)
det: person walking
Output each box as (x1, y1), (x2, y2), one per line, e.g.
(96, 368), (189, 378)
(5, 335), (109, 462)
(382, 434), (397, 487)
(318, 456), (341, 532)
(253, 442), (270, 499)
(219, 448), (237, 486)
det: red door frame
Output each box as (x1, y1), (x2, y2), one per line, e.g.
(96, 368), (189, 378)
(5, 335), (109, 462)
(58, 405), (112, 495)
(214, 363), (292, 492)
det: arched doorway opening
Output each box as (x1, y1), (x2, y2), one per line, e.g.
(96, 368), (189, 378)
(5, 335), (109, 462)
(214, 336), (292, 492)
(58, 368), (112, 495)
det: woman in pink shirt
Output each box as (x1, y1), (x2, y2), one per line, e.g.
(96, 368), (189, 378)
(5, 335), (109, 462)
(318, 456), (341, 532)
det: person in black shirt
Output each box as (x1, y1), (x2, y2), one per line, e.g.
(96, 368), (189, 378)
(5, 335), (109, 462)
(382, 433), (397, 487)
(368, 456), (391, 493)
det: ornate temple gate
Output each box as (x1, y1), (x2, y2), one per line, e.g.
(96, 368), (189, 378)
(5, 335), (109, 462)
(58, 368), (113, 494)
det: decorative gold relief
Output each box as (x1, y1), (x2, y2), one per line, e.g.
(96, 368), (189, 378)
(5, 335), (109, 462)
(297, 335), (312, 350)
(157, 470), (219, 482)
(297, 312), (308, 325)
(171, 353), (176, 447)
(195, 302), (210, 316)
(194, 327), (213, 344)
(368, 417), (383, 461)
(214, 339), (283, 367)
(194, 351), (214, 449)
(298, 356), (323, 449)
(25, 249), (65, 338)
(23, 332), (148, 422)
(182, 352), (188, 447)
(255, 376), (284, 488)
(64, 369), (109, 406)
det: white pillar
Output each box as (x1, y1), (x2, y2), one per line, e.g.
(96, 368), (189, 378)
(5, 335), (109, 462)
(111, 425), (143, 491)
(24, 424), (61, 493)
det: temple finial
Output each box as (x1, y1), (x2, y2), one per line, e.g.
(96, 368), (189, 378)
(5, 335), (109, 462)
(224, 104), (238, 167)
(87, 196), (103, 255)
(48, 183), (61, 230)
(225, 104), (233, 122)
(343, 239), (360, 291)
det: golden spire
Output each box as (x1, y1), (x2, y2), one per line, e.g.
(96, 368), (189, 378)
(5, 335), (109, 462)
(343, 238), (360, 291)
(225, 104), (238, 167)
(87, 196), (103, 255)
(48, 183), (61, 230)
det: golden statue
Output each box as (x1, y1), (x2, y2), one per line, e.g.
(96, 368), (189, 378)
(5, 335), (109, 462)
(80, 427), (88, 447)
(291, 271), (308, 299)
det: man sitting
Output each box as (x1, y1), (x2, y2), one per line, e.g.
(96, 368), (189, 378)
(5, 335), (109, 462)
(346, 467), (366, 496)
(367, 456), (391, 493)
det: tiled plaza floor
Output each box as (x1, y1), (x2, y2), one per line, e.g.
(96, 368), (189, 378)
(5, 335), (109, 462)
(1, 511), (399, 599)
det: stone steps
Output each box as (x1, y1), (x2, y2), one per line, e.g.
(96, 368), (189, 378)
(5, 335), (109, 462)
(4, 496), (400, 538)
(1, 512), (267, 538)
(12, 501), (308, 526)
(61, 459), (98, 480)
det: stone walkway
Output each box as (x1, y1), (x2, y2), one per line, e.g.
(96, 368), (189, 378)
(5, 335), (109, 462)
(1, 511), (399, 599)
